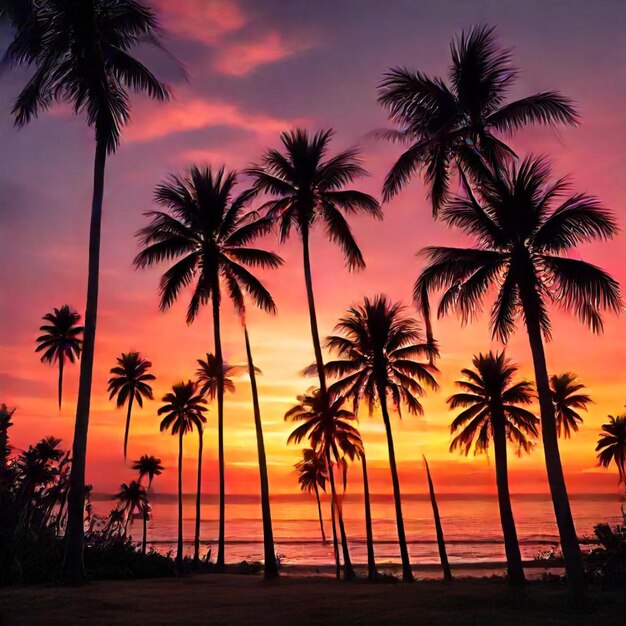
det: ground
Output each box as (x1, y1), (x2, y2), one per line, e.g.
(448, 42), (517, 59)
(1, 574), (624, 625)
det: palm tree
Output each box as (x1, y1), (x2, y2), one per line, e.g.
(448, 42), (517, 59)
(5, 1), (170, 583)
(246, 129), (381, 403)
(158, 381), (208, 569)
(596, 415), (626, 484)
(114, 480), (148, 537)
(448, 352), (538, 585)
(286, 390), (363, 580)
(415, 156), (620, 605)
(35, 305), (83, 409)
(107, 352), (156, 460)
(319, 295), (438, 582)
(135, 166), (279, 568)
(550, 373), (591, 439)
(377, 24), (578, 214)
(193, 422), (205, 567)
(132, 454), (164, 489)
(423, 457), (452, 582)
(196, 353), (239, 398)
(357, 446), (377, 582)
(295, 448), (328, 544)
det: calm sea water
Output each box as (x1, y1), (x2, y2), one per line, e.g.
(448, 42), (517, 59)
(92, 492), (625, 568)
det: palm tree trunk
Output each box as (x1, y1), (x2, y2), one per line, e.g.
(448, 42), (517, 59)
(142, 509), (147, 556)
(123, 394), (134, 461)
(327, 458), (341, 580)
(313, 483), (327, 544)
(378, 384), (413, 582)
(301, 228), (327, 397)
(58, 356), (64, 410)
(177, 429), (184, 572)
(423, 456), (452, 582)
(519, 286), (588, 607)
(360, 452), (377, 582)
(243, 325), (278, 579)
(211, 289), (226, 568)
(193, 427), (203, 568)
(327, 448), (355, 580)
(492, 415), (525, 585)
(64, 138), (107, 585)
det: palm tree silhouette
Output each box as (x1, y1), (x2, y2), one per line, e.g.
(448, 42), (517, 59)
(448, 352), (538, 585)
(247, 129), (381, 402)
(35, 305), (83, 409)
(357, 445), (378, 582)
(596, 415), (626, 484)
(295, 448), (328, 544)
(196, 354), (240, 398)
(158, 381), (208, 570)
(107, 352), (156, 460)
(550, 373), (591, 439)
(132, 455), (164, 490)
(114, 480), (148, 537)
(286, 390), (363, 580)
(319, 295), (438, 582)
(415, 156), (620, 604)
(135, 166), (278, 568)
(377, 24), (577, 214)
(5, 1), (169, 583)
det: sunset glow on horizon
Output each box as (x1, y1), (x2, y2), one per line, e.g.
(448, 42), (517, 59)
(1, 0), (625, 508)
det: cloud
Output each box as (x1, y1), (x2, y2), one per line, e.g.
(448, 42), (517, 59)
(125, 92), (307, 143)
(213, 30), (315, 76)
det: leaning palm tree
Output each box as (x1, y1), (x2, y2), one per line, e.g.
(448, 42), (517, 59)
(448, 352), (539, 585)
(135, 166), (279, 568)
(295, 448), (328, 544)
(114, 480), (148, 537)
(132, 454), (164, 489)
(286, 390), (362, 580)
(35, 305), (83, 409)
(246, 129), (381, 402)
(4, 0), (170, 583)
(158, 381), (208, 569)
(320, 295), (438, 582)
(377, 24), (578, 214)
(415, 156), (621, 605)
(550, 373), (591, 439)
(107, 352), (156, 460)
(596, 415), (626, 484)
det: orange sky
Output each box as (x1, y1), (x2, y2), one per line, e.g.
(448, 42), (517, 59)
(1, 0), (625, 499)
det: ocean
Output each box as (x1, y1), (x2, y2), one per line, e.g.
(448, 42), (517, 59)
(92, 492), (625, 570)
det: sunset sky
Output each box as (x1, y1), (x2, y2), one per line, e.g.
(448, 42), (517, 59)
(1, 0), (625, 501)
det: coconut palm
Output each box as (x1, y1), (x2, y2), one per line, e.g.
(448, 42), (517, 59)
(415, 156), (620, 604)
(377, 24), (578, 214)
(158, 381), (208, 569)
(246, 129), (381, 402)
(135, 166), (279, 567)
(357, 446), (377, 582)
(114, 480), (148, 537)
(295, 448), (328, 544)
(196, 353), (240, 398)
(550, 373), (591, 439)
(596, 415), (626, 484)
(286, 390), (363, 580)
(35, 305), (83, 409)
(448, 352), (538, 585)
(4, 0), (170, 583)
(107, 352), (156, 460)
(132, 454), (164, 489)
(319, 295), (438, 582)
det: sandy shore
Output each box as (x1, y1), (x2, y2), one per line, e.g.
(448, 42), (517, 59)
(1, 572), (624, 626)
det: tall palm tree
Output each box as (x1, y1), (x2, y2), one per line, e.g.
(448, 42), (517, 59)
(5, 1), (170, 583)
(158, 381), (208, 569)
(319, 295), (438, 582)
(550, 373), (591, 439)
(246, 129), (381, 403)
(415, 156), (621, 605)
(286, 390), (363, 580)
(377, 24), (578, 214)
(107, 352), (155, 460)
(193, 422), (204, 567)
(295, 448), (328, 544)
(114, 480), (148, 537)
(596, 415), (626, 484)
(448, 352), (538, 585)
(35, 305), (83, 409)
(135, 166), (279, 567)
(357, 446), (377, 582)
(132, 454), (164, 489)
